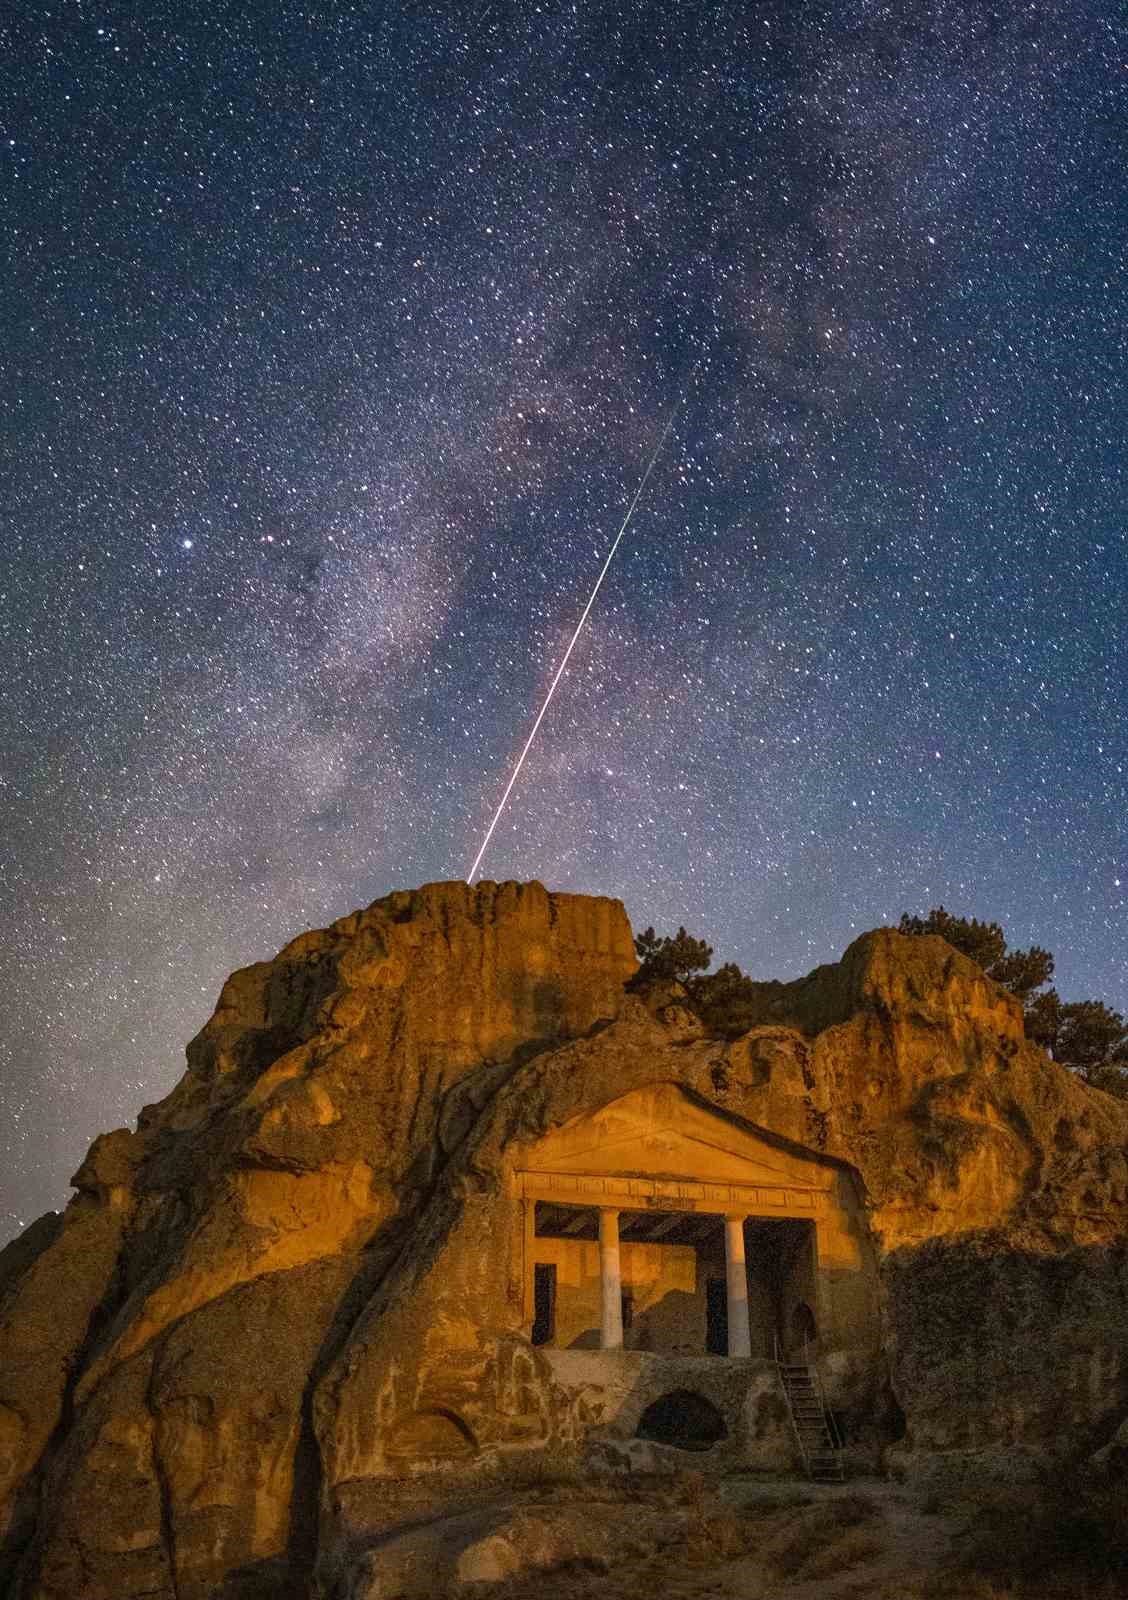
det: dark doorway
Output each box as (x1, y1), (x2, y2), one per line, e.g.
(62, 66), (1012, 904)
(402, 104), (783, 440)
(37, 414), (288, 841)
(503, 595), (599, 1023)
(531, 1262), (556, 1346)
(791, 1300), (817, 1357)
(636, 1390), (728, 1451)
(706, 1277), (728, 1355)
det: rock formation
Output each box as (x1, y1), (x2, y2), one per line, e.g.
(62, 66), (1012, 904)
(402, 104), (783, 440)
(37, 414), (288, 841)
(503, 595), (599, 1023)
(0, 879), (1125, 1599)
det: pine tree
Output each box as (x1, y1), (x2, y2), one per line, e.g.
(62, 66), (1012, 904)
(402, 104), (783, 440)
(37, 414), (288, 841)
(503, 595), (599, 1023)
(897, 907), (1052, 997)
(632, 926), (713, 985)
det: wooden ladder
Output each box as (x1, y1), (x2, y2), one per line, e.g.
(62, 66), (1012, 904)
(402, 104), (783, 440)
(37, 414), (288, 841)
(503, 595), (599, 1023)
(778, 1360), (845, 1482)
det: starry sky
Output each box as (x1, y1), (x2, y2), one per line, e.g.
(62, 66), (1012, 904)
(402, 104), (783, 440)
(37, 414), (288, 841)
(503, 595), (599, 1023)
(2, 1), (1125, 1242)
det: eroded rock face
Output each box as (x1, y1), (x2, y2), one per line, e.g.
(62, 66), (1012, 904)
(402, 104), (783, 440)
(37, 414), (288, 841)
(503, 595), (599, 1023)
(0, 881), (1125, 1599)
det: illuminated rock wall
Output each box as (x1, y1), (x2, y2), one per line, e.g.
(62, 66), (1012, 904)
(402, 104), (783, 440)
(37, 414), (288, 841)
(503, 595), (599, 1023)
(1, 881), (1126, 1600)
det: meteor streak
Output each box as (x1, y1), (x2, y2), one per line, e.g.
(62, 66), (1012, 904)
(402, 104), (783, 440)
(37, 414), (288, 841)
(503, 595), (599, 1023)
(467, 394), (684, 884)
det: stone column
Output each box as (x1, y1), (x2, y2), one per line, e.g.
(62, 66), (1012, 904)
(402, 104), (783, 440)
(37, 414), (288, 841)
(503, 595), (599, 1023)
(598, 1207), (624, 1349)
(724, 1214), (752, 1357)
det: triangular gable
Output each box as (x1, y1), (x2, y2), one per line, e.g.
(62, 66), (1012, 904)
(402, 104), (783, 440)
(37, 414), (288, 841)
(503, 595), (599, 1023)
(524, 1082), (831, 1192)
(528, 1127), (798, 1187)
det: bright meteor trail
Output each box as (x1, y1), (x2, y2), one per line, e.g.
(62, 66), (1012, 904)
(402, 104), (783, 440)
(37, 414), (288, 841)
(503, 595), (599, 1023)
(467, 394), (684, 884)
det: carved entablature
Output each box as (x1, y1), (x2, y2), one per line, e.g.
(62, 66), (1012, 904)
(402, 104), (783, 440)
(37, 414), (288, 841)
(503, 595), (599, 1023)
(517, 1169), (825, 1216)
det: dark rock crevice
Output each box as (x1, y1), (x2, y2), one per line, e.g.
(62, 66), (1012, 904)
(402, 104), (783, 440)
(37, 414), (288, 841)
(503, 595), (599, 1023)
(1, 1236), (130, 1596)
(147, 1339), (182, 1600)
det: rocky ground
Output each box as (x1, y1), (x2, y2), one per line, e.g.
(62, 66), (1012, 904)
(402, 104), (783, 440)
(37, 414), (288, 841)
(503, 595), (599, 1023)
(344, 1471), (1128, 1600)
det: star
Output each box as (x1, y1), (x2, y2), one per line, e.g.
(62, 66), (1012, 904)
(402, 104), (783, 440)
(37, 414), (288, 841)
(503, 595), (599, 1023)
(0, 0), (1124, 1241)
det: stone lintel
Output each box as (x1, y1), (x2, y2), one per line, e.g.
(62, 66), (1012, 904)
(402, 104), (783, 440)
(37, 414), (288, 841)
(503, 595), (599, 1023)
(518, 1170), (825, 1216)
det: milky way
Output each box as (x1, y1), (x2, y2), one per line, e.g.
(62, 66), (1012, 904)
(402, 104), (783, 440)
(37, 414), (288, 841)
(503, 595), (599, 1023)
(2, 1), (1125, 1241)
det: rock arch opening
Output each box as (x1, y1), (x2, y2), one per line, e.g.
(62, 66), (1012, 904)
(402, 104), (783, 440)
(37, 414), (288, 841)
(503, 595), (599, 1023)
(384, 1408), (478, 1468)
(636, 1390), (728, 1451)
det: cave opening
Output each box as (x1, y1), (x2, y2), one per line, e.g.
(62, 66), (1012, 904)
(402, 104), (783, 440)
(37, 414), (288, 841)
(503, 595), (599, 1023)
(635, 1389), (728, 1451)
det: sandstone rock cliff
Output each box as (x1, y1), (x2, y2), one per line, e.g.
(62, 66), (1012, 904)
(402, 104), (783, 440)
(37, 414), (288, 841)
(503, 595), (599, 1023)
(0, 880), (1125, 1599)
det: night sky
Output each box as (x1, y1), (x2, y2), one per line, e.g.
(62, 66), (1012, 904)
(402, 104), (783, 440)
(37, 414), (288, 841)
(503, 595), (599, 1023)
(2, 2), (1125, 1243)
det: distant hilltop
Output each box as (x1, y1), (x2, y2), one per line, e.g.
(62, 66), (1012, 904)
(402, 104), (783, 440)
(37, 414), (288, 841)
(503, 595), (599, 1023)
(2, 880), (1126, 1599)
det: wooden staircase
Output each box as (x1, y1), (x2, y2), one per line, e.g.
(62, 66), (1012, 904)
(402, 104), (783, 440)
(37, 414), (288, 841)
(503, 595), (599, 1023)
(778, 1361), (845, 1481)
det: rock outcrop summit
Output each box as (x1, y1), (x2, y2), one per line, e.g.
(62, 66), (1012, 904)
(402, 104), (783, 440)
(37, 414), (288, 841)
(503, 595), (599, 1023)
(1, 880), (1125, 1599)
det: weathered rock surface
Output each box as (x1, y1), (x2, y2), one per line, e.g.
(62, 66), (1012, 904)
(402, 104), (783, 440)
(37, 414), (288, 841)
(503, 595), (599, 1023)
(0, 878), (1124, 1599)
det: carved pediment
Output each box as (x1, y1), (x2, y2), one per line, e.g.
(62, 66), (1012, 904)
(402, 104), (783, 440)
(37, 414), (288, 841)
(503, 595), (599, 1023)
(529, 1127), (796, 1186)
(523, 1082), (830, 1193)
